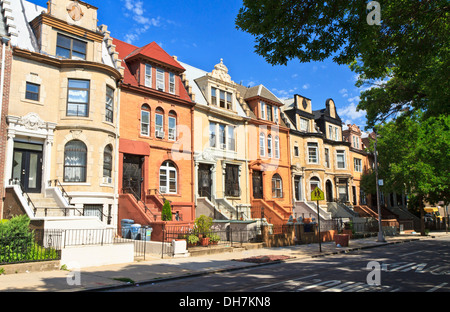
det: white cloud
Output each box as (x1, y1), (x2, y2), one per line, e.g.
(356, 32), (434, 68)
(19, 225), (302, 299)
(302, 83), (310, 90)
(337, 102), (366, 121)
(347, 96), (361, 103)
(122, 0), (162, 44)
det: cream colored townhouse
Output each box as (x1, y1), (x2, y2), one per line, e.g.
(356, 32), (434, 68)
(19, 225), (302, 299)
(179, 59), (253, 220)
(3, 0), (122, 229)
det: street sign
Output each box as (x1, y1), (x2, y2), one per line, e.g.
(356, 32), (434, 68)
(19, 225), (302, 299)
(311, 187), (324, 201)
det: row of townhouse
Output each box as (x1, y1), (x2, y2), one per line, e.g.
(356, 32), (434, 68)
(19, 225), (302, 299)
(1, 0), (412, 233)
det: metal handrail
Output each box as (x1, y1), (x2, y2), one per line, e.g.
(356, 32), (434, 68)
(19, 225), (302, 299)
(123, 186), (157, 221)
(48, 179), (72, 205)
(9, 178), (37, 215)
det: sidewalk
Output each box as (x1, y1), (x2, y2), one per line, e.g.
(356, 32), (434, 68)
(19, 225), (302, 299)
(0, 232), (446, 292)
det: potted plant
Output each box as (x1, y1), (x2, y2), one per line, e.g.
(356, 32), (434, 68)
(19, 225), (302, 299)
(209, 233), (220, 245)
(187, 234), (199, 247)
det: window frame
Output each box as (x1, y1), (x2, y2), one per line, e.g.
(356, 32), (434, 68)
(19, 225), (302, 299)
(66, 79), (90, 117)
(145, 64), (152, 88)
(274, 136), (280, 159)
(259, 132), (266, 157)
(140, 104), (151, 136)
(103, 145), (113, 179)
(63, 140), (87, 183)
(209, 121), (216, 148)
(159, 161), (177, 194)
(25, 82), (40, 101)
(168, 113), (177, 141)
(272, 174), (283, 198)
(336, 150), (346, 169)
(156, 68), (165, 92)
(105, 85), (114, 123)
(354, 158), (362, 172)
(307, 142), (318, 164)
(267, 134), (273, 157)
(169, 72), (176, 94)
(224, 164), (240, 197)
(56, 33), (87, 60)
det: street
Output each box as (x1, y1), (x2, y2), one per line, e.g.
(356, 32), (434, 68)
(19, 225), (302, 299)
(107, 236), (450, 293)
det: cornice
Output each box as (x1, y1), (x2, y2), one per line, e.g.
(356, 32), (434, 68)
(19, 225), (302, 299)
(121, 83), (195, 107)
(30, 13), (104, 43)
(12, 47), (122, 81)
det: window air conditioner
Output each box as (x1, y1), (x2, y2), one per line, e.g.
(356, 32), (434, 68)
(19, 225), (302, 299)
(156, 130), (165, 139)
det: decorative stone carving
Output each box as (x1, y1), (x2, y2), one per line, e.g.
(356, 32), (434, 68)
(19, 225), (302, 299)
(209, 59), (232, 83)
(18, 113), (45, 131)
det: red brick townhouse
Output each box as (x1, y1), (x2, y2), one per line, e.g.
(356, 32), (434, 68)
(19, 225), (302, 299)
(113, 38), (195, 227)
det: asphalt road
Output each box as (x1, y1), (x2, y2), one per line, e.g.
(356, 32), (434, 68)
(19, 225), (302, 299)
(108, 236), (450, 294)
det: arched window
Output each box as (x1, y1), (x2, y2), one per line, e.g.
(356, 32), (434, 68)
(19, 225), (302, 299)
(168, 111), (177, 141)
(259, 133), (266, 157)
(140, 104), (150, 136)
(274, 136), (280, 159)
(267, 134), (272, 157)
(103, 145), (113, 179)
(310, 177), (320, 198)
(155, 107), (164, 138)
(160, 161), (177, 194)
(64, 140), (87, 182)
(272, 174), (283, 198)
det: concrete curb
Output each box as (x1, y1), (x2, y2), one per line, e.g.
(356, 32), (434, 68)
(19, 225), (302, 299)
(84, 237), (424, 292)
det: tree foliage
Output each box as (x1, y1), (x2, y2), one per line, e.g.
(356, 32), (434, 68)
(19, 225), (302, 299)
(372, 112), (449, 206)
(235, 0), (450, 127)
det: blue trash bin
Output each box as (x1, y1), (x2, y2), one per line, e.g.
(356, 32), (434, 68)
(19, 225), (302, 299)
(121, 219), (134, 238)
(131, 224), (141, 240)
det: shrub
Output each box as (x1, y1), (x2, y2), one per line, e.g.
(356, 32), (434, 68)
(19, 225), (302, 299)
(161, 200), (172, 221)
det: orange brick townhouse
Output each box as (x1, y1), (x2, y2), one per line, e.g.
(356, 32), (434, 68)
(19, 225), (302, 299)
(113, 39), (195, 226)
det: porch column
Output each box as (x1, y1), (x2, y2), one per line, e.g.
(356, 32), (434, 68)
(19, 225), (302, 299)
(4, 130), (15, 187)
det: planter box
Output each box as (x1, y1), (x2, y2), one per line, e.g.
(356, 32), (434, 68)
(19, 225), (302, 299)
(335, 234), (349, 247)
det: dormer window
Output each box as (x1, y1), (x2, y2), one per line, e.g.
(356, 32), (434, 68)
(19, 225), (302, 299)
(156, 68), (165, 91)
(169, 73), (175, 94)
(274, 107), (279, 123)
(210, 86), (233, 110)
(260, 101), (266, 119)
(56, 34), (86, 60)
(266, 104), (273, 121)
(145, 64), (152, 87)
(300, 118), (309, 132)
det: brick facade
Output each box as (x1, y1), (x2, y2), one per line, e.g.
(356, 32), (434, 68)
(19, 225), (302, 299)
(0, 39), (12, 216)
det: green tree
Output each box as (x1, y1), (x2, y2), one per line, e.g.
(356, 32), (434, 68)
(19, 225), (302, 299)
(367, 112), (450, 234)
(235, 0), (449, 127)
(161, 200), (172, 221)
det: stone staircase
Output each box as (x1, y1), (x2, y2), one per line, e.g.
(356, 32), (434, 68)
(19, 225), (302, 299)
(28, 193), (68, 217)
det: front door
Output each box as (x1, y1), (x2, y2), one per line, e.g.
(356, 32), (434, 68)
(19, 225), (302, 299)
(122, 154), (144, 200)
(12, 143), (43, 193)
(198, 164), (212, 200)
(252, 171), (263, 199)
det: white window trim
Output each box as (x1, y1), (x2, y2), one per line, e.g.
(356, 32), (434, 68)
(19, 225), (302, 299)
(168, 116), (176, 141)
(260, 101), (266, 120)
(260, 133), (266, 157)
(156, 68), (165, 91)
(336, 150), (346, 169)
(141, 110), (150, 136)
(145, 64), (152, 88)
(307, 143), (319, 164)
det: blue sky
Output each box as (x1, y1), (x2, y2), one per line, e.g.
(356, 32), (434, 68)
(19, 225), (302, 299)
(34, 0), (367, 129)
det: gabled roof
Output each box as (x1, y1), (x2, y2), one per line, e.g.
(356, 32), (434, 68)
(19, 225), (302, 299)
(238, 84), (284, 106)
(122, 40), (185, 72)
(113, 38), (191, 102)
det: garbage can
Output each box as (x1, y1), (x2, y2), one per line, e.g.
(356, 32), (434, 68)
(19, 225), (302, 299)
(142, 226), (152, 241)
(121, 219), (134, 238)
(335, 234), (349, 247)
(131, 224), (141, 240)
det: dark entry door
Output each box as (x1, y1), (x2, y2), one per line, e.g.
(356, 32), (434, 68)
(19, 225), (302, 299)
(326, 180), (333, 202)
(12, 143), (43, 193)
(252, 171), (263, 199)
(198, 164), (212, 200)
(122, 154), (144, 200)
